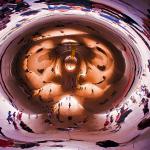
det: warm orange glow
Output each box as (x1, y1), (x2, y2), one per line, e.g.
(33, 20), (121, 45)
(64, 56), (77, 72)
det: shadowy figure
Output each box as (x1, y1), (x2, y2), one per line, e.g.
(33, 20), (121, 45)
(7, 111), (13, 124)
(12, 121), (19, 130)
(96, 140), (119, 148)
(0, 127), (7, 138)
(110, 115), (114, 124)
(20, 121), (34, 133)
(13, 112), (16, 121)
(99, 114), (110, 131)
(137, 117), (150, 130)
(15, 142), (40, 149)
(96, 134), (140, 148)
(17, 111), (22, 121)
(113, 107), (132, 132)
(139, 98), (149, 116)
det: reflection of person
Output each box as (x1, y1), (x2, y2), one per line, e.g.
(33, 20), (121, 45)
(7, 111), (13, 124)
(12, 121), (19, 130)
(110, 115), (113, 124)
(96, 140), (119, 148)
(143, 99), (149, 115)
(0, 127), (6, 138)
(91, 89), (94, 94)
(139, 98), (149, 116)
(13, 112), (16, 121)
(148, 59), (150, 72)
(115, 112), (120, 123)
(69, 102), (71, 109)
(130, 96), (137, 104)
(99, 115), (110, 131)
(20, 121), (34, 133)
(17, 111), (22, 121)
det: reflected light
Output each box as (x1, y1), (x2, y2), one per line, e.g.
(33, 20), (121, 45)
(64, 56), (77, 72)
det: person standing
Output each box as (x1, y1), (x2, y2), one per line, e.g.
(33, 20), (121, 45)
(91, 89), (94, 94)
(143, 98), (149, 115)
(100, 114), (110, 131)
(12, 112), (16, 122)
(17, 111), (22, 121)
(7, 111), (13, 124)
(110, 115), (114, 124)
(0, 127), (6, 138)
(12, 121), (19, 130)
(139, 98), (149, 116)
(148, 59), (150, 72)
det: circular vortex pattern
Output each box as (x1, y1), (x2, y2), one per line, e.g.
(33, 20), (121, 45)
(0, 0), (150, 150)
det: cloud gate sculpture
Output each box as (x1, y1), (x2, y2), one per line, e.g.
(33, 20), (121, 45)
(0, 0), (150, 149)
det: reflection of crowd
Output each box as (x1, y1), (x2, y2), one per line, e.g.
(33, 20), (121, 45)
(100, 84), (150, 133)
(100, 103), (132, 132)
(0, 0), (29, 30)
(97, 87), (150, 148)
(6, 110), (35, 133)
(139, 98), (149, 116)
(0, 0), (149, 41)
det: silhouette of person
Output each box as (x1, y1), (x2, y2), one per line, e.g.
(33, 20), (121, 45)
(7, 111), (13, 124)
(69, 102), (71, 109)
(0, 127), (6, 138)
(138, 117), (150, 130)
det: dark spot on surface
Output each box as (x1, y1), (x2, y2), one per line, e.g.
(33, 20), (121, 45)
(50, 140), (65, 142)
(96, 140), (119, 148)
(39, 95), (43, 101)
(95, 76), (106, 84)
(97, 65), (106, 71)
(25, 69), (29, 72)
(137, 117), (150, 130)
(17, 38), (24, 45)
(32, 32), (41, 36)
(21, 10), (40, 16)
(27, 95), (32, 100)
(70, 139), (85, 141)
(49, 145), (64, 147)
(51, 68), (54, 72)
(57, 128), (70, 131)
(37, 69), (44, 74)
(86, 25), (96, 31)
(99, 99), (109, 105)
(96, 47), (107, 55)
(111, 91), (117, 97)
(55, 24), (65, 27)
(68, 116), (72, 121)
(36, 48), (43, 53)
(25, 55), (30, 58)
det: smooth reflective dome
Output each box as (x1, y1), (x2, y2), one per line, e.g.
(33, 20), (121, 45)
(4, 17), (128, 115)
(64, 55), (77, 72)
(0, 0), (150, 150)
